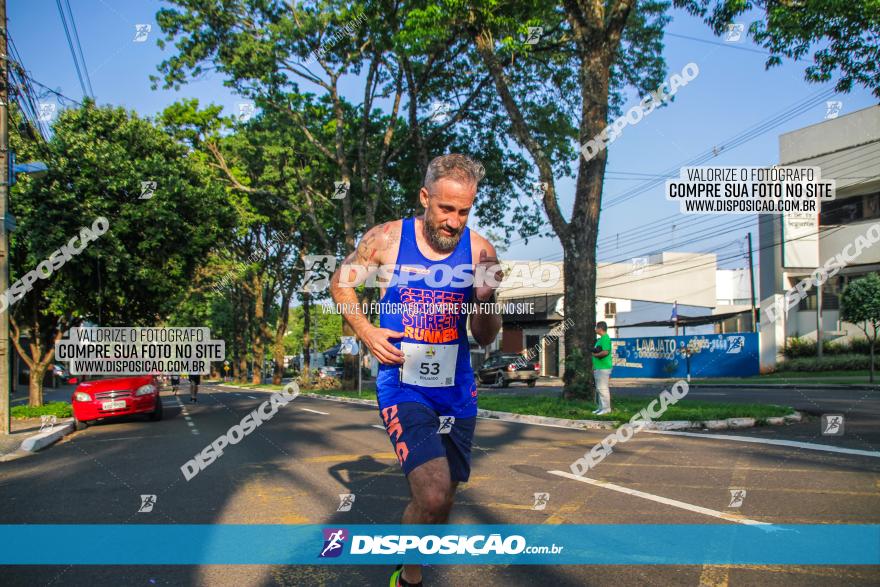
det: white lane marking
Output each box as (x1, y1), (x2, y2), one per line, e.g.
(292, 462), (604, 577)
(300, 408), (329, 415)
(548, 470), (770, 526)
(642, 430), (880, 458)
(175, 396), (200, 435)
(247, 395), (257, 399)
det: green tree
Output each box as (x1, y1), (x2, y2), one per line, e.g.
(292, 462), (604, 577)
(155, 1), (504, 385)
(840, 273), (880, 383)
(160, 99), (341, 383)
(285, 305), (343, 357)
(8, 102), (233, 405)
(154, 1), (879, 399)
(678, 0), (880, 98)
(408, 0), (880, 398)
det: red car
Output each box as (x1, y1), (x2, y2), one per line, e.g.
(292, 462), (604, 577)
(71, 375), (163, 430)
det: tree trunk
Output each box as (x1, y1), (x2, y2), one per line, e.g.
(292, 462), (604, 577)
(231, 286), (250, 383)
(561, 50), (609, 400)
(272, 274), (297, 386)
(561, 234), (597, 399)
(302, 292), (312, 379)
(273, 343), (285, 385)
(870, 339), (875, 383)
(271, 312), (288, 386)
(28, 364), (47, 407)
(251, 275), (266, 385)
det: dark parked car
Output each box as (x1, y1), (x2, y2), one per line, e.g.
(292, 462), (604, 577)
(477, 353), (539, 387)
(318, 366), (342, 379)
(53, 363), (79, 385)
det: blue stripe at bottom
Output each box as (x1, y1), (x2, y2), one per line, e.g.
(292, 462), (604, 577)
(0, 525), (877, 565)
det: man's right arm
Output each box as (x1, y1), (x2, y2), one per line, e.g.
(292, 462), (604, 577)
(329, 225), (404, 365)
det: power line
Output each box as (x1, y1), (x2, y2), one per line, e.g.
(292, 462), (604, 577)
(63, 0), (93, 97)
(501, 219), (841, 301)
(505, 89), (837, 253)
(7, 34), (50, 140)
(22, 74), (82, 107)
(55, 0), (91, 99)
(596, 225), (847, 292)
(499, 220), (756, 298)
(596, 148), (873, 263)
(602, 87), (838, 208)
(598, 214), (747, 257)
(665, 32), (770, 55)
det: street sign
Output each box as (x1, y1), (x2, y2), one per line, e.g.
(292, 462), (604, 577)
(9, 151), (48, 186)
(340, 336), (359, 355)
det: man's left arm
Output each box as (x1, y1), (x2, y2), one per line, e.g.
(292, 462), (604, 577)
(593, 335), (611, 359)
(470, 241), (503, 347)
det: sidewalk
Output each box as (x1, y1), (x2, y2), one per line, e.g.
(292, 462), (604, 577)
(608, 377), (880, 390)
(0, 418), (55, 460)
(10, 383), (75, 406)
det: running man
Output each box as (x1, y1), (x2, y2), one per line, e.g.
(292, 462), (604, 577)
(330, 154), (502, 587)
(189, 372), (201, 403)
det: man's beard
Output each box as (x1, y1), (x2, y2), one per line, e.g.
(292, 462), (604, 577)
(423, 214), (463, 253)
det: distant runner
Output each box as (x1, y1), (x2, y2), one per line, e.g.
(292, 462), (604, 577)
(188, 372), (201, 403)
(330, 154), (503, 587)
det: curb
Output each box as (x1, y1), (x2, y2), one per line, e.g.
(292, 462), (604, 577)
(476, 409), (617, 430)
(690, 383), (880, 391)
(476, 409), (803, 431)
(19, 419), (75, 452)
(242, 385), (804, 432)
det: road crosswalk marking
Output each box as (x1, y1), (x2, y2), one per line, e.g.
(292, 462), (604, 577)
(548, 470), (770, 526)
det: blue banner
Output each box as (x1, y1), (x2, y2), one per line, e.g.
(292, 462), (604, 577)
(0, 524), (877, 565)
(610, 333), (759, 378)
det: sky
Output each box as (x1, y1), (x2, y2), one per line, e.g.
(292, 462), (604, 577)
(9, 0), (878, 285)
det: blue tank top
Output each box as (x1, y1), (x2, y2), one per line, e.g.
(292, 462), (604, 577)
(376, 217), (478, 418)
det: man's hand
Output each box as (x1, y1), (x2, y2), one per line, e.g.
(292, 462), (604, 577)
(474, 248), (503, 302)
(359, 324), (405, 365)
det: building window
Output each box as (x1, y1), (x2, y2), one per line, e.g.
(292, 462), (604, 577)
(798, 289), (840, 312)
(604, 302), (616, 318)
(820, 192), (880, 225)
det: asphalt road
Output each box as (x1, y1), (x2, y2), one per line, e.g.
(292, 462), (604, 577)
(1, 382), (878, 586)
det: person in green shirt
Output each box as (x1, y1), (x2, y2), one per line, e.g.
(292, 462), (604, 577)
(591, 321), (613, 415)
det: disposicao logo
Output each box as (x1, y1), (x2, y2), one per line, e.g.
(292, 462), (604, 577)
(319, 528), (348, 558)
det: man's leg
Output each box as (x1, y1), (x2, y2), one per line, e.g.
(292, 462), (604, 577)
(399, 457), (459, 584)
(595, 369), (611, 411)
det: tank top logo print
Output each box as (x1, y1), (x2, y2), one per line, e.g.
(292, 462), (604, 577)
(400, 287), (464, 343)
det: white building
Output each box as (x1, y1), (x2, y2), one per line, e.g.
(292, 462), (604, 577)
(493, 252), (751, 376)
(758, 105), (880, 370)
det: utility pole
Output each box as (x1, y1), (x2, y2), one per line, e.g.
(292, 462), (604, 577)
(747, 232), (757, 332)
(0, 0), (10, 435)
(817, 280), (823, 359)
(0, 0), (11, 434)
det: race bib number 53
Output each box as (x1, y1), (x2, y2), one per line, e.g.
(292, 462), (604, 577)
(400, 342), (457, 387)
